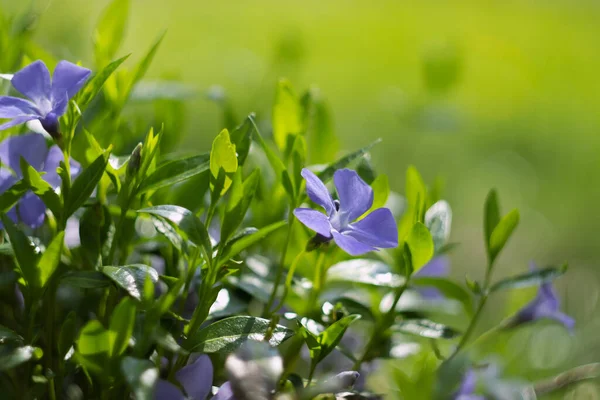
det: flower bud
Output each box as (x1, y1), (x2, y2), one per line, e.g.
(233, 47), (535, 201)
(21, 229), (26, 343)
(126, 142), (143, 182)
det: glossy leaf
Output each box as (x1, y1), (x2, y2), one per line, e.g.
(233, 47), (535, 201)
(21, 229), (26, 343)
(1, 214), (38, 289)
(317, 139), (381, 183)
(138, 153), (210, 193)
(109, 297), (136, 357)
(406, 222), (434, 273)
(65, 152), (110, 219)
(317, 314), (360, 362)
(187, 316), (294, 353)
(36, 231), (64, 290)
(0, 325), (23, 345)
(488, 209), (519, 265)
(490, 264), (568, 293)
(0, 345), (39, 371)
(273, 79), (302, 151)
(425, 200), (452, 251)
(327, 259), (404, 288)
(121, 357), (158, 400)
(101, 264), (159, 301)
(76, 55), (130, 111)
(19, 159), (62, 218)
(210, 129), (238, 195)
(0, 180), (29, 212)
(393, 319), (460, 339)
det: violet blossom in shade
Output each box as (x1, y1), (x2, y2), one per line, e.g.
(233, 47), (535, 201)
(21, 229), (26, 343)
(0, 60), (91, 135)
(154, 354), (213, 400)
(0, 133), (80, 228)
(414, 256), (450, 299)
(294, 168), (398, 256)
(454, 369), (485, 400)
(213, 381), (235, 400)
(510, 264), (574, 331)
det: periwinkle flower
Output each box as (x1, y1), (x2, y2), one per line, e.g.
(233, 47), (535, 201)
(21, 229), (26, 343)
(0, 133), (80, 228)
(213, 382), (235, 400)
(0, 60), (91, 138)
(294, 168), (398, 256)
(155, 354), (213, 400)
(454, 369), (484, 400)
(509, 264), (574, 331)
(414, 256), (450, 299)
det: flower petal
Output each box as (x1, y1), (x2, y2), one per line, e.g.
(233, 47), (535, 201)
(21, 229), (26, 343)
(51, 61), (91, 102)
(0, 167), (17, 193)
(213, 382), (235, 400)
(17, 192), (46, 228)
(345, 208), (398, 248)
(50, 91), (69, 116)
(331, 230), (376, 256)
(175, 354), (213, 400)
(0, 133), (48, 174)
(154, 379), (185, 400)
(11, 60), (51, 106)
(0, 96), (39, 118)
(301, 168), (334, 215)
(334, 169), (373, 222)
(293, 208), (332, 238)
(457, 369), (477, 396)
(0, 115), (38, 131)
(415, 256), (449, 278)
(550, 311), (575, 331)
(43, 145), (81, 188)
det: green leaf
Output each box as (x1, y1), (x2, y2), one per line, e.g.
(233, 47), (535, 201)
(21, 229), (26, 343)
(0, 325), (23, 345)
(210, 129), (238, 195)
(0, 180), (29, 212)
(370, 174), (390, 210)
(94, 0), (129, 63)
(138, 153), (210, 193)
(290, 134), (307, 194)
(36, 231), (64, 290)
(58, 312), (77, 359)
(138, 205), (212, 262)
(406, 222), (434, 273)
(488, 209), (519, 265)
(121, 357), (158, 400)
(101, 265), (159, 301)
(109, 297), (136, 357)
(77, 320), (110, 356)
(300, 87), (338, 164)
(65, 151), (110, 219)
(216, 220), (287, 269)
(317, 315), (360, 362)
(425, 200), (452, 252)
(326, 259), (404, 288)
(79, 203), (112, 268)
(484, 189), (500, 250)
(220, 169), (260, 244)
(230, 115), (255, 166)
(272, 79), (302, 151)
(317, 139), (381, 183)
(124, 32), (165, 103)
(393, 319), (460, 339)
(19, 159), (62, 218)
(411, 277), (474, 316)
(1, 214), (38, 289)
(61, 271), (111, 289)
(76, 55), (130, 111)
(249, 116), (287, 180)
(0, 345), (40, 371)
(187, 316), (294, 354)
(490, 264), (568, 293)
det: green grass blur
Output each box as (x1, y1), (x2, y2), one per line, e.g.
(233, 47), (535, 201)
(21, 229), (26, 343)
(5, 0), (600, 395)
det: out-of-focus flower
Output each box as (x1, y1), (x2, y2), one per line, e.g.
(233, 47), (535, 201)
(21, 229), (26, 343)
(294, 168), (398, 256)
(0, 60), (90, 137)
(154, 354), (213, 400)
(508, 263), (574, 331)
(454, 369), (485, 400)
(0, 133), (80, 228)
(414, 256), (450, 299)
(213, 381), (235, 400)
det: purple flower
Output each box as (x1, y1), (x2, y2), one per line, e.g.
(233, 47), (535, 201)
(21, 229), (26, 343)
(0, 60), (91, 135)
(294, 168), (398, 256)
(0, 133), (80, 228)
(511, 265), (574, 331)
(454, 369), (485, 400)
(213, 382), (235, 400)
(414, 256), (450, 299)
(154, 355), (213, 400)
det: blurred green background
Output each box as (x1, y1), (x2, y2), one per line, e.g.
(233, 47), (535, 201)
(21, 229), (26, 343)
(4, 0), (600, 395)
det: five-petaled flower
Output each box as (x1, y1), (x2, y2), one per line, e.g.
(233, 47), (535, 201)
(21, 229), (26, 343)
(155, 354), (213, 400)
(0, 60), (91, 137)
(509, 263), (574, 331)
(294, 168), (398, 256)
(0, 133), (80, 228)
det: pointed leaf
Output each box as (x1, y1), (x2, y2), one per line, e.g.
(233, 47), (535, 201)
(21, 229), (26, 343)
(317, 139), (381, 183)
(406, 222), (434, 273)
(94, 0), (129, 63)
(65, 152), (110, 219)
(317, 315), (360, 362)
(272, 79), (302, 151)
(210, 129), (238, 195)
(484, 189), (500, 250)
(425, 200), (452, 252)
(76, 55), (130, 111)
(20, 159), (62, 218)
(109, 297), (136, 357)
(101, 265), (159, 301)
(230, 115), (254, 166)
(301, 87), (338, 164)
(489, 209), (519, 265)
(393, 319), (460, 339)
(36, 231), (64, 289)
(1, 215), (38, 289)
(0, 180), (29, 212)
(139, 153), (210, 193)
(490, 264), (568, 293)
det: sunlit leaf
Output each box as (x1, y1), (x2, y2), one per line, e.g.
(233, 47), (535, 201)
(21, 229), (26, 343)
(101, 264), (159, 301)
(0, 345), (40, 371)
(139, 153), (210, 193)
(488, 209), (519, 265)
(393, 319), (460, 339)
(210, 129), (238, 195)
(273, 79), (302, 151)
(317, 314), (360, 362)
(36, 231), (64, 290)
(425, 200), (452, 252)
(406, 222), (434, 273)
(109, 297), (136, 357)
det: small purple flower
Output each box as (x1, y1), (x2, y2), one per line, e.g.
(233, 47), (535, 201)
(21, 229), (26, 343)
(454, 369), (485, 400)
(0, 60), (91, 136)
(414, 256), (450, 299)
(154, 354), (213, 400)
(213, 381), (235, 400)
(511, 264), (574, 331)
(294, 168), (398, 256)
(0, 133), (80, 228)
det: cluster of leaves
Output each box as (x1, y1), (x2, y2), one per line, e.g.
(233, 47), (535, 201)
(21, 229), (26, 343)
(0, 1), (594, 400)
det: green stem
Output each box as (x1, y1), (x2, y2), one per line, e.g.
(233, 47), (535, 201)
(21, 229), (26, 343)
(353, 278), (410, 370)
(270, 249), (305, 314)
(306, 362), (317, 387)
(306, 251), (327, 314)
(263, 214), (296, 317)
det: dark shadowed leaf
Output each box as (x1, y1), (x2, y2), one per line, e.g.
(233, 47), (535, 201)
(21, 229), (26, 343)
(101, 264), (158, 301)
(317, 314), (360, 362)
(0, 180), (28, 212)
(1, 214), (39, 290)
(61, 271), (111, 289)
(109, 297), (136, 357)
(0, 325), (23, 345)
(0, 345), (40, 371)
(58, 312), (77, 358)
(187, 316), (294, 354)
(317, 139), (381, 183)
(138, 153), (210, 193)
(65, 152), (110, 219)
(121, 357), (158, 400)
(490, 264), (568, 293)
(36, 231), (64, 290)
(393, 319), (460, 339)
(230, 115), (255, 166)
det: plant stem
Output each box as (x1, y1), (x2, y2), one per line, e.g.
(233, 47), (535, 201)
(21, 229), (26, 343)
(353, 278), (410, 371)
(263, 214), (295, 317)
(270, 249), (305, 314)
(306, 251), (327, 314)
